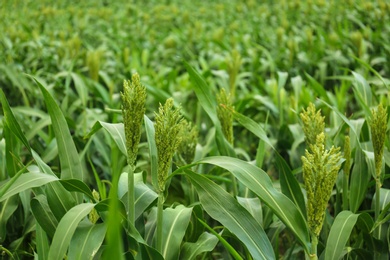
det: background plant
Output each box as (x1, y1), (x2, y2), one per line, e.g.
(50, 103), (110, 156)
(1, 0), (390, 259)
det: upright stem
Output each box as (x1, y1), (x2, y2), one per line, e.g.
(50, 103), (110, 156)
(127, 165), (135, 226)
(156, 192), (165, 254)
(309, 235), (318, 260)
(375, 179), (381, 232)
(342, 173), (349, 211)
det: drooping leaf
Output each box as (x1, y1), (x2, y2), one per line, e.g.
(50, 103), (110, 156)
(324, 211), (359, 260)
(59, 179), (95, 202)
(0, 172), (58, 202)
(186, 170), (275, 260)
(99, 121), (127, 156)
(68, 223), (107, 260)
(181, 232), (219, 260)
(32, 150), (77, 221)
(48, 203), (95, 260)
(186, 156), (310, 253)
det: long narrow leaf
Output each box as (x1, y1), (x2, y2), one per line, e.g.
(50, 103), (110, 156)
(186, 170), (275, 260)
(0, 89), (31, 152)
(184, 60), (235, 157)
(34, 78), (83, 199)
(276, 153), (306, 217)
(144, 115), (158, 191)
(31, 194), (59, 238)
(36, 223), (50, 260)
(0, 195), (19, 243)
(324, 211), (359, 260)
(48, 203), (95, 260)
(0, 172), (58, 202)
(188, 157), (310, 252)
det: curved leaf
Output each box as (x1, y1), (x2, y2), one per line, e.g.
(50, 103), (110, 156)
(190, 156), (310, 252)
(186, 170), (275, 260)
(100, 121), (127, 156)
(59, 179), (95, 202)
(325, 211), (359, 260)
(0, 172), (58, 202)
(181, 232), (218, 260)
(48, 203), (95, 260)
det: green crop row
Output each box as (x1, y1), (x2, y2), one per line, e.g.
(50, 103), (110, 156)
(1, 0), (390, 259)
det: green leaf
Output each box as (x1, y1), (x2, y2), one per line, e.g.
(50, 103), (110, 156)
(351, 71), (372, 118)
(48, 203), (95, 260)
(349, 148), (370, 213)
(0, 195), (19, 243)
(36, 223), (50, 260)
(237, 197), (263, 226)
(32, 150), (77, 221)
(184, 60), (235, 157)
(59, 179), (95, 202)
(0, 172), (58, 202)
(186, 170), (275, 260)
(70, 72), (89, 107)
(68, 223), (107, 260)
(197, 217), (243, 260)
(118, 172), (158, 220)
(324, 211), (359, 260)
(184, 61), (218, 124)
(31, 194), (59, 239)
(160, 205), (192, 260)
(230, 109), (274, 150)
(187, 156), (310, 252)
(305, 72), (330, 103)
(99, 121), (127, 156)
(276, 153), (306, 217)
(34, 77), (83, 202)
(0, 89), (31, 152)
(144, 115), (158, 191)
(181, 232), (218, 260)
(3, 124), (21, 177)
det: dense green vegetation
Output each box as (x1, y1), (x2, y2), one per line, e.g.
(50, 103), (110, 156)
(1, 0), (390, 259)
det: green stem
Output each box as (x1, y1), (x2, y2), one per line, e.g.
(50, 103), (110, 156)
(375, 178), (381, 237)
(309, 235), (318, 260)
(342, 173), (349, 211)
(156, 192), (165, 254)
(127, 165), (135, 226)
